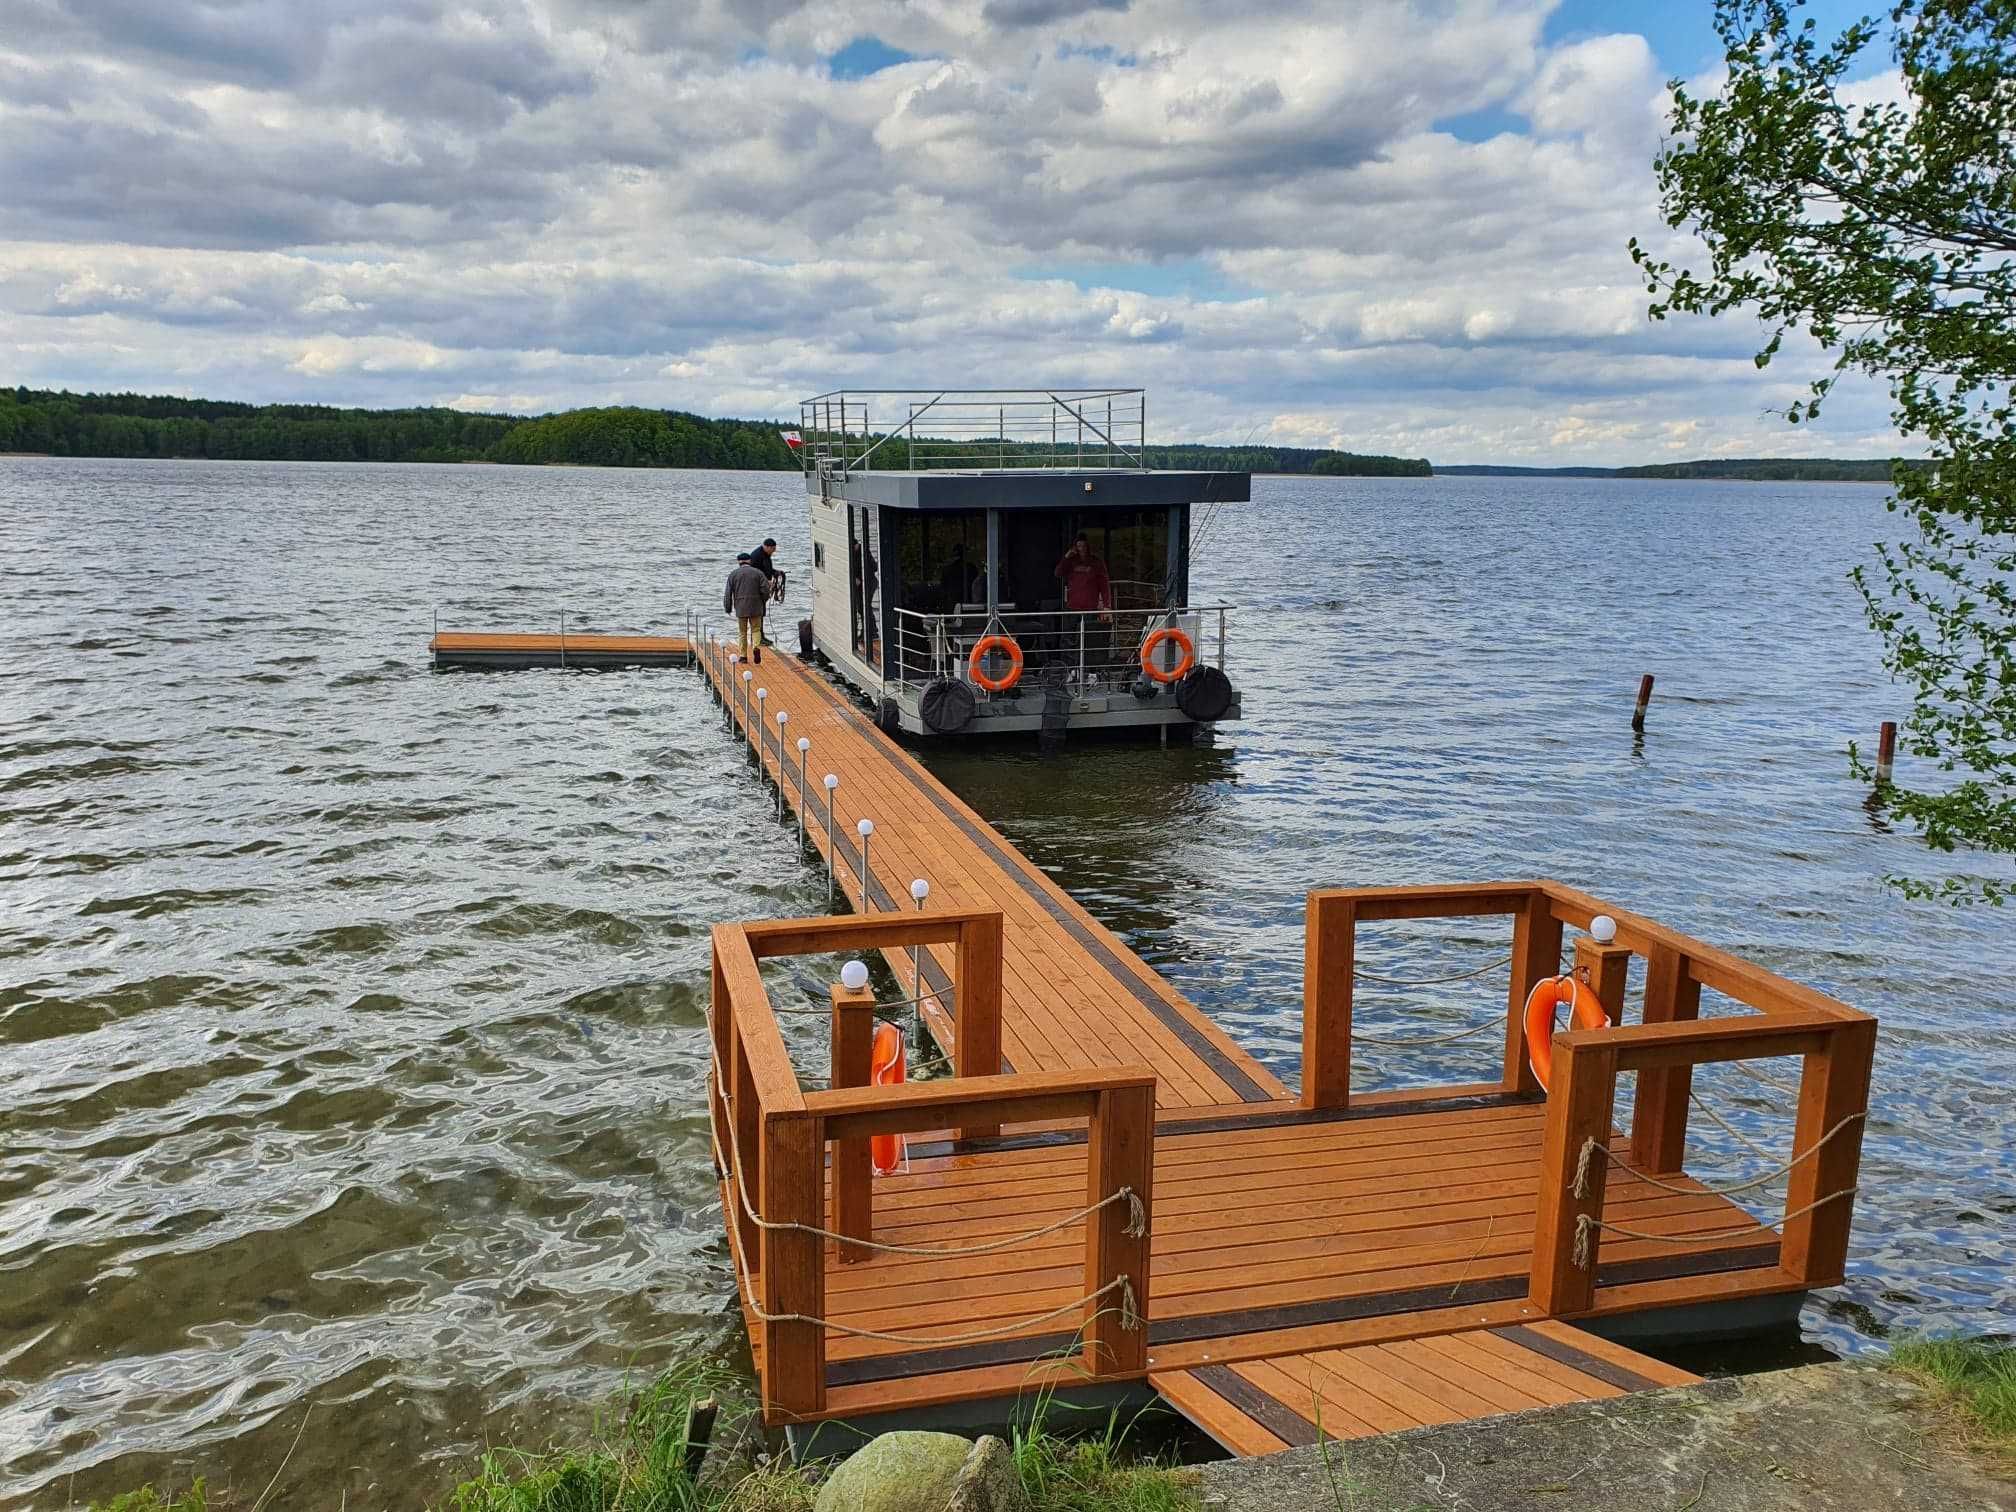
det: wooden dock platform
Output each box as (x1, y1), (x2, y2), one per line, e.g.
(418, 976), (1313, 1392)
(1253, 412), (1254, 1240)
(430, 630), (693, 671)
(693, 635), (1877, 1452)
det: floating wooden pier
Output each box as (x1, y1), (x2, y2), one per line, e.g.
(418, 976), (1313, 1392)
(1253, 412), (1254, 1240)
(430, 630), (693, 671)
(695, 636), (1876, 1454)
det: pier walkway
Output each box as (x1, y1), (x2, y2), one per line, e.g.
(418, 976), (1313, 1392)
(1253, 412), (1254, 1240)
(691, 634), (1876, 1451)
(698, 635), (1283, 1111)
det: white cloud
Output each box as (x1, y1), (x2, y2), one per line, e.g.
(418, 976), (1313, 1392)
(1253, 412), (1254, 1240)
(0, 1), (1910, 463)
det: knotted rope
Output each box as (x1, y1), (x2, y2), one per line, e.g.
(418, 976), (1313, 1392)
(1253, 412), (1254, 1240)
(713, 1067), (1148, 1255)
(719, 1175), (1140, 1345)
(1566, 1111), (1866, 1269)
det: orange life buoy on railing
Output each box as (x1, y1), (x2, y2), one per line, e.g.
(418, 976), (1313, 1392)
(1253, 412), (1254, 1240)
(968, 634), (1024, 693)
(1139, 627), (1195, 685)
(1524, 973), (1611, 1091)
(870, 1020), (906, 1175)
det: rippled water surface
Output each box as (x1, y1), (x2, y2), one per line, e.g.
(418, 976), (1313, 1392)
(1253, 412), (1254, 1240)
(3, 458), (2012, 1507)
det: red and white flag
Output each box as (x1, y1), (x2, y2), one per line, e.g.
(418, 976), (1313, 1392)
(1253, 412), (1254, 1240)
(780, 430), (803, 450)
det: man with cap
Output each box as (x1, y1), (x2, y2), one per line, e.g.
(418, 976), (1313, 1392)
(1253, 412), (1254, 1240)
(724, 551), (770, 663)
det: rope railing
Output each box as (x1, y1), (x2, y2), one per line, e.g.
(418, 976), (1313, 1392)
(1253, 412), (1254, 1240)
(721, 1195), (1139, 1344)
(1567, 1111), (1866, 1269)
(1350, 1017), (1505, 1048)
(712, 1065), (1147, 1256)
(765, 988), (948, 1017)
(707, 1063), (1145, 1351)
(1352, 952), (1513, 987)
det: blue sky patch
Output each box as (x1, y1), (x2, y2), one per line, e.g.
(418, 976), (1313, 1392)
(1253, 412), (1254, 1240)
(827, 36), (923, 80)
(1432, 104), (1531, 142)
(1017, 258), (1256, 302)
(1544, 0), (1884, 79)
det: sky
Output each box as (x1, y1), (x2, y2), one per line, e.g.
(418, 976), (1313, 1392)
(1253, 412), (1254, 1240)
(0, 0), (1908, 464)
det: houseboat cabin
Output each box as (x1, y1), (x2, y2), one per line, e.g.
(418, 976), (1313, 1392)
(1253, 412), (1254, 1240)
(795, 389), (1249, 738)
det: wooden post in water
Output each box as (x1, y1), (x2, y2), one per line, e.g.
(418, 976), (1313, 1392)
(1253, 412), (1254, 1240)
(1631, 674), (1655, 733)
(1876, 721), (1898, 785)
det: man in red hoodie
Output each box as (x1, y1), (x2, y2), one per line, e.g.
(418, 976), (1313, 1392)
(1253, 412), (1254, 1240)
(1053, 533), (1111, 615)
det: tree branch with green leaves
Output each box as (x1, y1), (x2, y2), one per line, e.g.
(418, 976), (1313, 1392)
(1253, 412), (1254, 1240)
(1632, 0), (2016, 903)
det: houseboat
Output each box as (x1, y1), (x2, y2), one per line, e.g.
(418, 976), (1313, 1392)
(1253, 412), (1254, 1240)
(792, 388), (1247, 738)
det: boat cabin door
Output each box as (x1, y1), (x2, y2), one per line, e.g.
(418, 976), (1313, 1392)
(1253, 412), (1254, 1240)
(848, 504), (882, 673)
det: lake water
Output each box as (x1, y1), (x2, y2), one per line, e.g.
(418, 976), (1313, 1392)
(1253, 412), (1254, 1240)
(2, 458), (2011, 1508)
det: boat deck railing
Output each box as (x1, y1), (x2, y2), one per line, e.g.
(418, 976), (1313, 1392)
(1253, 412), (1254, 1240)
(887, 603), (1229, 696)
(797, 389), (1147, 478)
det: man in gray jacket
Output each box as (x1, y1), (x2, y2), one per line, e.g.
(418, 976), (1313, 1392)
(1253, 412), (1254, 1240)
(725, 552), (770, 663)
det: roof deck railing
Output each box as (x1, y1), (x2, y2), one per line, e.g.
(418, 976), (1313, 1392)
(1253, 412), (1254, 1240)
(797, 388), (1146, 478)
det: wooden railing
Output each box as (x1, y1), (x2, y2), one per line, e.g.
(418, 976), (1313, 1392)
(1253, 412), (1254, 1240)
(1300, 880), (1877, 1313)
(710, 908), (1156, 1422)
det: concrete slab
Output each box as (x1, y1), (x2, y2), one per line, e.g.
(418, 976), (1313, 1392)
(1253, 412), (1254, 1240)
(1197, 1362), (2015, 1512)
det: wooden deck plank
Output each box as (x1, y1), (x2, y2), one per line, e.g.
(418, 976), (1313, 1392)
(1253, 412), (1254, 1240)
(1150, 1368), (1294, 1456)
(1148, 1323), (1694, 1456)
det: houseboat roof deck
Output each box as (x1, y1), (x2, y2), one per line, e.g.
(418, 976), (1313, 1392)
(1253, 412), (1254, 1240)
(803, 465), (1250, 510)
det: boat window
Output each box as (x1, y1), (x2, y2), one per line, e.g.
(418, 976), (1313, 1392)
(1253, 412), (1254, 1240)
(893, 510), (987, 614)
(1070, 509), (1172, 609)
(993, 508), (1175, 612)
(814, 542), (825, 570)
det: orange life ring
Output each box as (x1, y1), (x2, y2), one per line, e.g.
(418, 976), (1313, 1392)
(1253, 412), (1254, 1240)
(1139, 627), (1195, 684)
(1524, 974), (1610, 1091)
(871, 1020), (906, 1175)
(969, 634), (1024, 693)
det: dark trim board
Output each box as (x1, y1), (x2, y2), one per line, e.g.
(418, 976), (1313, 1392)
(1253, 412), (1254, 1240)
(821, 1244), (1783, 1388)
(1490, 1324), (1665, 1393)
(1190, 1365), (1320, 1448)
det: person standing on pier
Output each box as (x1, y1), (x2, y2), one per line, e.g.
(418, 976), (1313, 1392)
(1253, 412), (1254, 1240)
(748, 537), (778, 589)
(725, 552), (770, 664)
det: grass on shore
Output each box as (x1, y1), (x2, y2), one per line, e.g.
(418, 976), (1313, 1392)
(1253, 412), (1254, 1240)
(1890, 1336), (2016, 1464)
(85, 1488), (209, 1512)
(89, 1368), (1201, 1512)
(1009, 1398), (1200, 1512)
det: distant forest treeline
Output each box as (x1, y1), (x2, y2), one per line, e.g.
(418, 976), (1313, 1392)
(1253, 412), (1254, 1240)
(1439, 457), (1928, 482)
(0, 388), (1430, 476)
(0, 388), (801, 469)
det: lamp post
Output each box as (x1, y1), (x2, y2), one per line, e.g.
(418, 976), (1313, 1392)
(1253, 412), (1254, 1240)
(796, 737), (811, 847)
(774, 709), (789, 818)
(910, 877), (930, 1052)
(823, 773), (840, 905)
